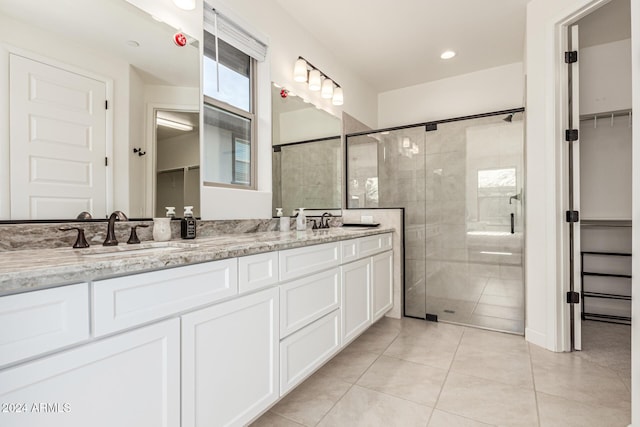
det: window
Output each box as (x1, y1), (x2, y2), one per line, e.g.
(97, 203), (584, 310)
(201, 7), (266, 190)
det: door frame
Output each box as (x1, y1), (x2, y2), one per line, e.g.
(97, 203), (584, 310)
(144, 103), (199, 218)
(0, 44), (114, 219)
(554, 0), (618, 352)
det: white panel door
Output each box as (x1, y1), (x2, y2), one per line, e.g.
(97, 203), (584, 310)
(371, 251), (394, 322)
(0, 318), (180, 427)
(182, 287), (279, 427)
(341, 258), (372, 344)
(9, 54), (107, 219)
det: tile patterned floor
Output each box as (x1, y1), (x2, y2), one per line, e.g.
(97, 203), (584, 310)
(251, 318), (631, 427)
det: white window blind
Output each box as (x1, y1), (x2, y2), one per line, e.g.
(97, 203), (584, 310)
(204, 5), (267, 62)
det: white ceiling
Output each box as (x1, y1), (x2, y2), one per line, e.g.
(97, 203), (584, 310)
(276, 0), (631, 93)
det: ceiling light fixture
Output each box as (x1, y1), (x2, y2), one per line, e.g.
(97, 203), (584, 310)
(293, 56), (344, 106)
(440, 50), (456, 60)
(173, 0), (195, 11)
(157, 117), (193, 131)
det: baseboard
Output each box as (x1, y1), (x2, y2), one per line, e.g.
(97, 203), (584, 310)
(525, 327), (547, 349)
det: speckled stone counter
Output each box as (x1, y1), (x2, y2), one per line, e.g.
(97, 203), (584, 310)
(0, 227), (393, 296)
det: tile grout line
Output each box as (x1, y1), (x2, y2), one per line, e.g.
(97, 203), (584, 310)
(312, 325), (401, 426)
(527, 341), (542, 427)
(423, 325), (467, 426)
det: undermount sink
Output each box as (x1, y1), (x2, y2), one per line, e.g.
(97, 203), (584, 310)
(80, 241), (199, 258)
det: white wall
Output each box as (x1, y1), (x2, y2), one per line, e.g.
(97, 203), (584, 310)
(377, 62), (524, 128)
(216, 1), (378, 128)
(196, 0), (378, 219)
(580, 38), (632, 114)
(278, 108), (342, 144)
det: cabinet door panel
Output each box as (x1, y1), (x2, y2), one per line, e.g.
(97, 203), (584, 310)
(238, 251), (279, 294)
(279, 242), (340, 282)
(0, 319), (180, 427)
(0, 283), (89, 367)
(93, 258), (237, 336)
(280, 268), (340, 338)
(182, 287), (279, 427)
(279, 309), (341, 394)
(341, 258), (372, 344)
(372, 251), (393, 322)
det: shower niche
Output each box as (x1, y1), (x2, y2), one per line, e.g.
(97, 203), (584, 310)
(346, 110), (525, 334)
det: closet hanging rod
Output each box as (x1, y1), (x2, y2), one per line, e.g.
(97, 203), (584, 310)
(579, 108), (632, 121)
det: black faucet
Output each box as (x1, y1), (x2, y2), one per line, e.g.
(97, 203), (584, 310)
(319, 212), (332, 229)
(103, 211), (128, 246)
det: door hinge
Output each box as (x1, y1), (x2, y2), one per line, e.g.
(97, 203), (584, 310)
(565, 129), (579, 141)
(105, 100), (108, 110)
(566, 291), (580, 304)
(105, 157), (108, 166)
(565, 51), (578, 63)
(566, 210), (579, 223)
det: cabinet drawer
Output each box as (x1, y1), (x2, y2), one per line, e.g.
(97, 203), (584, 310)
(279, 242), (340, 282)
(0, 284), (89, 367)
(93, 258), (237, 336)
(359, 233), (393, 258)
(0, 318), (180, 427)
(238, 251), (279, 294)
(280, 268), (340, 338)
(280, 309), (341, 395)
(341, 239), (359, 264)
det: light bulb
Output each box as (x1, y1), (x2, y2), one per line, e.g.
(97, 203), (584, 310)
(308, 70), (321, 91)
(332, 87), (344, 105)
(321, 78), (334, 99)
(293, 58), (308, 83)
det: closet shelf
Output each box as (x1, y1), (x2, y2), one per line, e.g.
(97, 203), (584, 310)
(580, 251), (631, 325)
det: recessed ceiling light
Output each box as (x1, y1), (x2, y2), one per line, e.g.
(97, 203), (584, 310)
(126, 40), (140, 48)
(440, 50), (456, 60)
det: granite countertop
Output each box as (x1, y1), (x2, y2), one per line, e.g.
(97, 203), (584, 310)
(0, 227), (393, 296)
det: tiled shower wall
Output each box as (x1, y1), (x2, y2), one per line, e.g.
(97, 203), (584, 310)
(273, 138), (341, 216)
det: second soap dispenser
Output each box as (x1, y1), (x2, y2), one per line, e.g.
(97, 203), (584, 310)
(296, 208), (306, 231)
(181, 206), (197, 239)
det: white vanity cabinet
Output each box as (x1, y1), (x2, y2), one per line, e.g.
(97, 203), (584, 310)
(181, 287), (279, 427)
(0, 318), (180, 427)
(0, 231), (394, 427)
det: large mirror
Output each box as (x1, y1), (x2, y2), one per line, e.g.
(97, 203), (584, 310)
(0, 0), (200, 221)
(271, 84), (342, 217)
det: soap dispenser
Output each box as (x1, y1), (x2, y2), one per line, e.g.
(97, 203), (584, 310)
(181, 206), (197, 239)
(296, 208), (306, 231)
(276, 208), (290, 232)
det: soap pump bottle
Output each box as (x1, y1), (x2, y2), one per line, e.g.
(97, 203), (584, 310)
(276, 208), (290, 232)
(296, 208), (306, 231)
(181, 206), (196, 239)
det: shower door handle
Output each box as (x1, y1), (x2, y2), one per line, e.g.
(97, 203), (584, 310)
(510, 213), (515, 234)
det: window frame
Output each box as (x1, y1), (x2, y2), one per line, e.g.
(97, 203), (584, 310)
(202, 44), (257, 191)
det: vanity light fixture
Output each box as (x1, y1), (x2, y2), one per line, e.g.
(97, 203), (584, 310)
(292, 56), (344, 105)
(173, 0), (195, 11)
(440, 50), (456, 60)
(157, 117), (193, 131)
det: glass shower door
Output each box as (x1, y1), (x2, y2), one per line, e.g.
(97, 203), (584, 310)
(423, 114), (524, 333)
